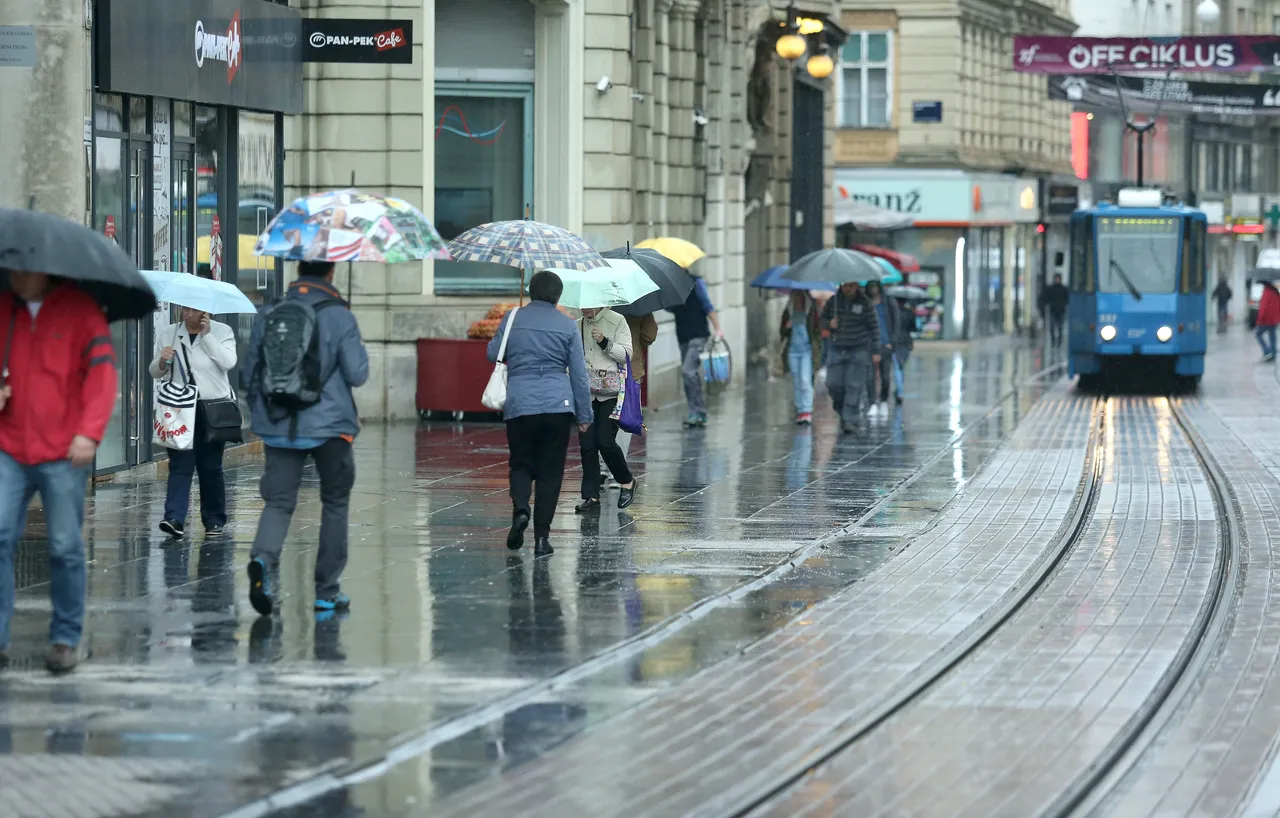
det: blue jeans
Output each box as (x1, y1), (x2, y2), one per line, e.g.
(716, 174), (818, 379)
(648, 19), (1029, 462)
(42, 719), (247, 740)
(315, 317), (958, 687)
(788, 346), (814, 414)
(1257, 324), (1277, 358)
(679, 338), (708, 416)
(0, 453), (90, 649)
(163, 422), (227, 528)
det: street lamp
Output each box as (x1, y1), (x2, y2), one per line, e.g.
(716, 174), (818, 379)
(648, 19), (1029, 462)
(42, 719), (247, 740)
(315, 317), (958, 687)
(1195, 0), (1220, 26)
(807, 51), (834, 79)
(776, 32), (807, 60)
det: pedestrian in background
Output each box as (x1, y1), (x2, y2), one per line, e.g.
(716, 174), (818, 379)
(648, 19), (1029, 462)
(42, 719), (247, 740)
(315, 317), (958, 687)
(1213, 278), (1232, 331)
(890, 296), (915, 404)
(821, 281), (881, 434)
(242, 260), (368, 617)
(576, 306), (637, 512)
(1040, 274), (1070, 347)
(0, 270), (117, 673)
(1255, 279), (1280, 362)
(151, 306), (237, 539)
(667, 273), (723, 428)
(489, 271), (593, 556)
(779, 290), (821, 425)
(863, 280), (897, 417)
(613, 312), (657, 476)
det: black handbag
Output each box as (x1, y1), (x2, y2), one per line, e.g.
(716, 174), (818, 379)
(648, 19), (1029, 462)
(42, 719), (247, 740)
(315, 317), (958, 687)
(181, 343), (244, 445)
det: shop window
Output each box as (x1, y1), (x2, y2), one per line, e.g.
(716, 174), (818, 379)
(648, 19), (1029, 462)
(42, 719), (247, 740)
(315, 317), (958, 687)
(129, 97), (148, 134)
(175, 102), (193, 139)
(94, 93), (124, 133)
(433, 85), (533, 296)
(837, 31), (892, 129)
(195, 106), (222, 281)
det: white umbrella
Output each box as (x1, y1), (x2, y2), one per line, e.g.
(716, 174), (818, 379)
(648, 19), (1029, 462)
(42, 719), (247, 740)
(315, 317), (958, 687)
(834, 198), (915, 231)
(141, 270), (258, 314)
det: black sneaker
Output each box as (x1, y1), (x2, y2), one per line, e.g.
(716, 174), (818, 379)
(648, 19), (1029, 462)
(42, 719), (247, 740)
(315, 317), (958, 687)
(507, 511), (530, 550)
(205, 524), (225, 537)
(575, 498), (602, 514)
(159, 519), (185, 538)
(247, 557), (273, 616)
(534, 536), (554, 556)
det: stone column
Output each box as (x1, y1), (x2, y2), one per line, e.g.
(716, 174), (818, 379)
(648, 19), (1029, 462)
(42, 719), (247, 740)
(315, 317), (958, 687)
(652, 0), (672, 232)
(669, 1), (697, 240)
(0, 0), (88, 220)
(582, 0), (634, 249)
(532, 0), (585, 232)
(632, 0), (655, 235)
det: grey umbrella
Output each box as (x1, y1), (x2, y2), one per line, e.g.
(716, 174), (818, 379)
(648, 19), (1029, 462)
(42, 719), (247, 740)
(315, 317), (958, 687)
(0, 208), (157, 321)
(782, 248), (886, 285)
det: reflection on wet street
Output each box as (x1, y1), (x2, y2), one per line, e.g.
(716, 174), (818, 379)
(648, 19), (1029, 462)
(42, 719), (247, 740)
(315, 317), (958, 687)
(0, 338), (1054, 817)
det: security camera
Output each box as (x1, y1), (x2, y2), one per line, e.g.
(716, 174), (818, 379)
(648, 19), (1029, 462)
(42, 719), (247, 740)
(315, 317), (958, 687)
(693, 109), (709, 126)
(596, 76), (612, 93)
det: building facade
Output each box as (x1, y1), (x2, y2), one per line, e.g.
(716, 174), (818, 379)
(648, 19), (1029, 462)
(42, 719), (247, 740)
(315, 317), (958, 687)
(831, 1), (1077, 340)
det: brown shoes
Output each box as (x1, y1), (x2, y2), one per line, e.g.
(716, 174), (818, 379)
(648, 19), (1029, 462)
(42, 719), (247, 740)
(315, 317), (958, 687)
(46, 643), (78, 674)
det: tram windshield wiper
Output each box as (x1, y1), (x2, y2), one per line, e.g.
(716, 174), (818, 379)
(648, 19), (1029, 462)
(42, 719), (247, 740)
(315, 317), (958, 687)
(1109, 259), (1144, 301)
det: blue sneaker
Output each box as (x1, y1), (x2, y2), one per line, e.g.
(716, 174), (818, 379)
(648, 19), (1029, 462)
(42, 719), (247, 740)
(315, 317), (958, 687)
(314, 593), (351, 612)
(247, 558), (273, 616)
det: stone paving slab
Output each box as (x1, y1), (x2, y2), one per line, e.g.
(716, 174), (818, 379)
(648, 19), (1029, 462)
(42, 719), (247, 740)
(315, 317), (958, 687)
(1096, 330), (1280, 818)
(430, 382), (1094, 817)
(750, 397), (1218, 818)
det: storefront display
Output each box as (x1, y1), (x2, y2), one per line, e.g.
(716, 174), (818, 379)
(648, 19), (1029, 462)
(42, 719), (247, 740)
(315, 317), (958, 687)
(90, 0), (302, 474)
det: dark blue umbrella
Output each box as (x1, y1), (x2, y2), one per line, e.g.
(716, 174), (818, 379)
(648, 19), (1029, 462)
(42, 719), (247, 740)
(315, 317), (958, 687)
(750, 265), (836, 292)
(0, 207), (157, 322)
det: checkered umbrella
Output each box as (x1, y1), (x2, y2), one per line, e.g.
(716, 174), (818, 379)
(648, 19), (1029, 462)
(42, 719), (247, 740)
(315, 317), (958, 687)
(446, 219), (609, 274)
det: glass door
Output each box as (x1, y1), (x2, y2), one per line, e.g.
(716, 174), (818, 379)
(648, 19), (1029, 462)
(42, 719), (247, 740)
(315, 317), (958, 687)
(125, 142), (153, 466)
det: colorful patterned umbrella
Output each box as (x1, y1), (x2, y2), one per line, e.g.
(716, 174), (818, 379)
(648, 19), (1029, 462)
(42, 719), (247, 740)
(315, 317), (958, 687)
(447, 219), (608, 273)
(253, 189), (452, 264)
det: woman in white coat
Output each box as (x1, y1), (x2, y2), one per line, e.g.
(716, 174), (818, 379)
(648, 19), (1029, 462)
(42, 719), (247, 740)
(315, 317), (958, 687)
(150, 306), (237, 538)
(575, 306), (637, 512)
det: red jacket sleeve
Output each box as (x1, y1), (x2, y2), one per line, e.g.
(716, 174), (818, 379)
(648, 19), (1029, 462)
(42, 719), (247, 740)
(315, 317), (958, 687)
(74, 305), (118, 443)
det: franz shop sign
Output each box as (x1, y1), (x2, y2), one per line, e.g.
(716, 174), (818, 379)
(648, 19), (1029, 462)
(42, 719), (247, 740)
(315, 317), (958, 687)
(1013, 35), (1280, 74)
(835, 175), (972, 223)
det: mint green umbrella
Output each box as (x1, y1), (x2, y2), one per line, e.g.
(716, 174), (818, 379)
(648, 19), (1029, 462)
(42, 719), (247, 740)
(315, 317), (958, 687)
(543, 262), (659, 309)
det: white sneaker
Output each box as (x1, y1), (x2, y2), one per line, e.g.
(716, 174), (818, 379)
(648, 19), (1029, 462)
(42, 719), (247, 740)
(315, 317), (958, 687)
(816, 367), (828, 381)
(878, 401), (889, 416)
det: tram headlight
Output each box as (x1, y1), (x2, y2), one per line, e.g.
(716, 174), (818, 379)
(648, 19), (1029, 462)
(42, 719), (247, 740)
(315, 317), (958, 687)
(1099, 324), (1117, 341)
(1156, 325), (1173, 342)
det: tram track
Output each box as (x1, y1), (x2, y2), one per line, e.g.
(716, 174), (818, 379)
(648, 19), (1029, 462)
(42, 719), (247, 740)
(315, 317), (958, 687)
(723, 395), (1243, 818)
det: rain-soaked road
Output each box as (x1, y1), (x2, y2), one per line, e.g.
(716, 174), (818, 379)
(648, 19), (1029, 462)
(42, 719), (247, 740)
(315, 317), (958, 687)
(0, 336), (1056, 817)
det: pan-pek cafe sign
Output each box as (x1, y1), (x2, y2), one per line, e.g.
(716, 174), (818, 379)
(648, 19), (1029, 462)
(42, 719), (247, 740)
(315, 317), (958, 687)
(1049, 74), (1280, 117)
(1013, 35), (1280, 74)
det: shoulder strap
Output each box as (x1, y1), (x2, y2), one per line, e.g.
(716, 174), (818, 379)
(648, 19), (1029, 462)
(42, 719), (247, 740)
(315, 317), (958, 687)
(496, 307), (519, 363)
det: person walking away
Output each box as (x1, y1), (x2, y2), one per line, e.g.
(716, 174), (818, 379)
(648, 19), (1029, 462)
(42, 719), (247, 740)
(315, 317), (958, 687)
(863, 281), (897, 417)
(612, 312), (657, 483)
(1213, 278), (1232, 331)
(1042, 274), (1070, 347)
(151, 306), (237, 538)
(890, 296), (915, 404)
(489, 271), (593, 555)
(242, 261), (369, 616)
(0, 271), (116, 673)
(779, 291), (821, 425)
(1255, 280), (1280, 362)
(667, 273), (724, 427)
(576, 306), (637, 512)
(821, 281), (881, 434)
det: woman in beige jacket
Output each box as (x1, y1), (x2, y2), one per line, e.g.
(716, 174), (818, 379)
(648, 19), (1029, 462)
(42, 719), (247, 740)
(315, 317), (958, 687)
(576, 306), (636, 512)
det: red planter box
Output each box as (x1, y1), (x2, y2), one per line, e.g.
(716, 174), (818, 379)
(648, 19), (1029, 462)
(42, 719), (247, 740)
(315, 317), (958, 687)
(416, 338), (494, 415)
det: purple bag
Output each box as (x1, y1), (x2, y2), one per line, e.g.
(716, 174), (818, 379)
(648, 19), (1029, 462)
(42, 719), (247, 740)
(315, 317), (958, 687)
(618, 355), (644, 435)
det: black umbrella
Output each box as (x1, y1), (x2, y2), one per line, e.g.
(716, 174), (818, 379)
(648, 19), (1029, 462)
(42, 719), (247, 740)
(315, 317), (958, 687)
(0, 207), (157, 322)
(601, 246), (696, 316)
(783, 247), (885, 284)
(1249, 266), (1280, 282)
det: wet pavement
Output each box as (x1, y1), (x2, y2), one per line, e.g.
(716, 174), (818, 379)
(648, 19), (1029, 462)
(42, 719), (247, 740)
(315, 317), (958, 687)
(0, 336), (1055, 817)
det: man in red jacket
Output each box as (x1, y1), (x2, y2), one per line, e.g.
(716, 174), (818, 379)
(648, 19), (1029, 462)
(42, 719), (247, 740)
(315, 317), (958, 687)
(0, 271), (117, 673)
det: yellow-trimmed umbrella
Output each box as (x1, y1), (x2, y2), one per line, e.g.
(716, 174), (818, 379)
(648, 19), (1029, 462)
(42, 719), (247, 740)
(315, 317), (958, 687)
(636, 237), (705, 270)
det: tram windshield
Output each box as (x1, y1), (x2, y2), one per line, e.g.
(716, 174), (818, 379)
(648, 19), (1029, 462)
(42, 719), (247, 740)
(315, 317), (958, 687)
(1095, 216), (1181, 297)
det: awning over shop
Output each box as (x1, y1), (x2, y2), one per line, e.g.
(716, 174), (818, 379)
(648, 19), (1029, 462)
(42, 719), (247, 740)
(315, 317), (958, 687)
(852, 243), (920, 273)
(833, 192), (915, 230)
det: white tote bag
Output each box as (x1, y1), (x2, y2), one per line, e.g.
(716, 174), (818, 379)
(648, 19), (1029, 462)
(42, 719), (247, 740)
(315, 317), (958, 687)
(152, 339), (199, 451)
(481, 307), (519, 411)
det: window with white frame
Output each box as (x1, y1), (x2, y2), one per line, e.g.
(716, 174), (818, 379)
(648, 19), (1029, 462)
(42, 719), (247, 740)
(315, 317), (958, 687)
(838, 31), (892, 128)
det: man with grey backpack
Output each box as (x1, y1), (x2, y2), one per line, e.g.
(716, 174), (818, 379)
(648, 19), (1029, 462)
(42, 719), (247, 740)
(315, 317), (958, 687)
(241, 260), (369, 618)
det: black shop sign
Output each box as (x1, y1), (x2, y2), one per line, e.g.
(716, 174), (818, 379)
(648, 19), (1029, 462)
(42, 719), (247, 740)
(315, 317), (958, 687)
(302, 19), (414, 64)
(95, 0), (303, 114)
(1047, 185), (1079, 216)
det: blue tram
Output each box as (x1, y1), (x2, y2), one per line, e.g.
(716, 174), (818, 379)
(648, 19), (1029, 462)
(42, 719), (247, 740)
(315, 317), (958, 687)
(1067, 188), (1208, 389)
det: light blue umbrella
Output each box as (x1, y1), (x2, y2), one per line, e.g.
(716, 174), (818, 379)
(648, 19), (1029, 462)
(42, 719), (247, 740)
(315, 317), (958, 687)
(543, 263), (660, 310)
(141, 270), (258, 314)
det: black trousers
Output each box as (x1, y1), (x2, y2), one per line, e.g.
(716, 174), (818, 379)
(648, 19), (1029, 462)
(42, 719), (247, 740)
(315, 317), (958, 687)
(506, 413), (574, 537)
(579, 398), (633, 500)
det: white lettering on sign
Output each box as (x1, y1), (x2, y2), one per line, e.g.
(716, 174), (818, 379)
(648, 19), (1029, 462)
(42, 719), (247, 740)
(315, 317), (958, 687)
(308, 28), (407, 52)
(194, 12), (242, 83)
(1065, 41), (1235, 71)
